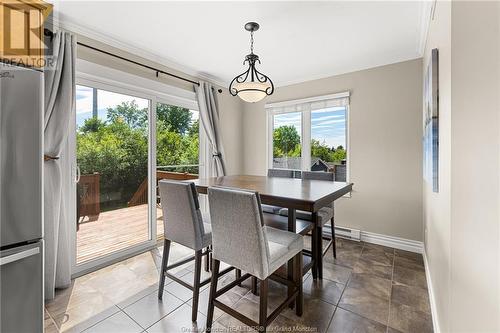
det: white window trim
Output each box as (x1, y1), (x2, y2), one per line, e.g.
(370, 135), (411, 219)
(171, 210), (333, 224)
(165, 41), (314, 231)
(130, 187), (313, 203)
(266, 92), (350, 181)
(71, 59), (206, 276)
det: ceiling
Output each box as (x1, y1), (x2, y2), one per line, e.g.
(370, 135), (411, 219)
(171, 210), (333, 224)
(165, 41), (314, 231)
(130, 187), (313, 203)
(54, 1), (429, 87)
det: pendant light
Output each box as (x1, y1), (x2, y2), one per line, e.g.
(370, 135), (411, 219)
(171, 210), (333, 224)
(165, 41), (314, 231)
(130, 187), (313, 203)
(229, 22), (274, 103)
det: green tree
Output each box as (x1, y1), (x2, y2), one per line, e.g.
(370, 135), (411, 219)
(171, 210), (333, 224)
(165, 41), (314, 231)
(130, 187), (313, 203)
(157, 103), (192, 134)
(107, 100), (147, 128)
(273, 125), (301, 157)
(311, 139), (333, 162)
(80, 117), (106, 133)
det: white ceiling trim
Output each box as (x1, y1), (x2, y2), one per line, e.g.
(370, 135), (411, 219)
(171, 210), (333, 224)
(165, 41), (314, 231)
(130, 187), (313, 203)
(52, 16), (228, 88)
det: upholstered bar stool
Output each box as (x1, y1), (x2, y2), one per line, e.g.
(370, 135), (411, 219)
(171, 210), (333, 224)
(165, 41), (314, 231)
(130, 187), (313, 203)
(157, 180), (233, 322)
(278, 171), (336, 279)
(206, 187), (304, 333)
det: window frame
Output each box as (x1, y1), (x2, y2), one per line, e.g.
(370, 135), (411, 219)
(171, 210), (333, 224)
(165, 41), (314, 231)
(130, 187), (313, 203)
(266, 92), (350, 182)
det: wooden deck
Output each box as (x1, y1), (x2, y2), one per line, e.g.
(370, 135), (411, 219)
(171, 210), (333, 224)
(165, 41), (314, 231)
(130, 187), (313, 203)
(76, 205), (164, 264)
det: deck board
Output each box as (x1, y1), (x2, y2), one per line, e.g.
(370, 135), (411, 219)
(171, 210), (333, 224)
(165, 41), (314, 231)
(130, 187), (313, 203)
(76, 204), (164, 264)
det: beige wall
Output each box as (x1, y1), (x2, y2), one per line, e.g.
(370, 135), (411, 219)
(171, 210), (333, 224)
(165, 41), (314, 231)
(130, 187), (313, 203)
(424, 2), (500, 332)
(422, 1), (452, 332)
(243, 59), (424, 241)
(76, 34), (244, 175)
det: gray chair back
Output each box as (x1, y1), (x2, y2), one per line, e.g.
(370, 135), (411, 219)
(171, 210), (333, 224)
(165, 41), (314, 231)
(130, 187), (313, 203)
(208, 187), (270, 279)
(302, 171), (335, 181)
(158, 180), (206, 250)
(267, 169), (294, 178)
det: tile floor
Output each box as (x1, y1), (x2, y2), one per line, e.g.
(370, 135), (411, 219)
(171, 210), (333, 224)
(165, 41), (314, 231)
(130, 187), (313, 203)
(44, 238), (433, 333)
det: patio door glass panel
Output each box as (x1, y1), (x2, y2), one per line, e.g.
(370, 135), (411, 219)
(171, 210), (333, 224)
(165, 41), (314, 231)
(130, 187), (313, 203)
(156, 102), (200, 240)
(75, 85), (151, 265)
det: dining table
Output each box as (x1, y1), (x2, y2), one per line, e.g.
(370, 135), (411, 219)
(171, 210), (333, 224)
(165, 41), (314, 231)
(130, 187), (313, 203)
(193, 174), (354, 279)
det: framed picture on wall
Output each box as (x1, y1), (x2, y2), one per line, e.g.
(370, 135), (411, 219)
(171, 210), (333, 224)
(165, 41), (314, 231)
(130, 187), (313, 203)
(423, 48), (439, 192)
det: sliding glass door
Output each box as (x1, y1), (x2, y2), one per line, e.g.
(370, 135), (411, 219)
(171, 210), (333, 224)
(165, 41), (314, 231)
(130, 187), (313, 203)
(74, 84), (153, 267)
(155, 102), (201, 240)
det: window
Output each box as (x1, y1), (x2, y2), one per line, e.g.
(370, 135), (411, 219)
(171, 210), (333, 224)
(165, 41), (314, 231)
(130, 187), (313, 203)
(267, 93), (349, 181)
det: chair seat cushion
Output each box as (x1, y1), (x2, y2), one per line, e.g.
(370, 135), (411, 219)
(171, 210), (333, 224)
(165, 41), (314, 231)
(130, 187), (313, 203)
(278, 207), (333, 226)
(264, 226), (303, 274)
(261, 204), (283, 214)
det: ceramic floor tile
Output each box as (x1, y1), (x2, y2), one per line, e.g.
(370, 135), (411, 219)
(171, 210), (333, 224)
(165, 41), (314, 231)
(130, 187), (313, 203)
(393, 265), (428, 289)
(388, 302), (433, 333)
(321, 261), (352, 284)
(163, 279), (196, 302)
(359, 246), (394, 267)
(82, 311), (142, 333)
(146, 303), (206, 333)
(302, 274), (345, 305)
(122, 290), (183, 329)
(338, 290), (389, 325)
(281, 293), (336, 333)
(352, 257), (393, 280)
(347, 273), (392, 300)
(390, 282), (431, 314)
(327, 307), (387, 333)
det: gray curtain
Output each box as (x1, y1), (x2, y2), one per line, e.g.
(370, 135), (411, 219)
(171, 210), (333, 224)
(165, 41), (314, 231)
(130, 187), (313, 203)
(195, 82), (226, 176)
(44, 31), (76, 300)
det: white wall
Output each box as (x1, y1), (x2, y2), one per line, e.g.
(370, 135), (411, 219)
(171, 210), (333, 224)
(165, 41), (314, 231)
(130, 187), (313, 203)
(243, 59), (424, 242)
(423, 2), (500, 332)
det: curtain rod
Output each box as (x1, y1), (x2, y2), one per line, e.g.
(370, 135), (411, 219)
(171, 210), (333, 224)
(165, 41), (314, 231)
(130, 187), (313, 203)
(44, 28), (201, 87)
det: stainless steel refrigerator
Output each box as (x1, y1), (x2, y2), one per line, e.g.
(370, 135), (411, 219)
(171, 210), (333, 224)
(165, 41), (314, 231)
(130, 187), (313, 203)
(0, 63), (44, 333)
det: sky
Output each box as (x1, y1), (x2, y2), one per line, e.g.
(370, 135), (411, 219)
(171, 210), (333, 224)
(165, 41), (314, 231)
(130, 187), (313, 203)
(75, 85), (199, 128)
(273, 106), (346, 148)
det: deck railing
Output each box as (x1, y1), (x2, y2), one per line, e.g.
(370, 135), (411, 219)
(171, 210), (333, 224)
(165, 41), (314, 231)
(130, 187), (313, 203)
(127, 170), (198, 207)
(77, 173), (100, 220)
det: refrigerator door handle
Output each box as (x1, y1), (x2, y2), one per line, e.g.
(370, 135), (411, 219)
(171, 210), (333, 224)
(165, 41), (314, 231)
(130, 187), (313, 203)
(0, 247), (40, 266)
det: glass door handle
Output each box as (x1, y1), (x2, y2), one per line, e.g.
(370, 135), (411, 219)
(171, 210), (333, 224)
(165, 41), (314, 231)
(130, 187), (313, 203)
(75, 165), (81, 183)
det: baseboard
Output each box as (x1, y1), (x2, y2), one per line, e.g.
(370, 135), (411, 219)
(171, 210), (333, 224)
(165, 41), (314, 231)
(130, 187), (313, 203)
(324, 225), (424, 253)
(423, 249), (440, 333)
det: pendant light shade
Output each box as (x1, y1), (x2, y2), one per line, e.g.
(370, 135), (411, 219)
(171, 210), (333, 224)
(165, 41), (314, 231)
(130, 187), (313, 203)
(229, 22), (274, 103)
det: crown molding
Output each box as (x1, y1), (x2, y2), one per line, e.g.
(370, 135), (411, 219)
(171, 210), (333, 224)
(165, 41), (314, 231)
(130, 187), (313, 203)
(50, 15), (227, 88)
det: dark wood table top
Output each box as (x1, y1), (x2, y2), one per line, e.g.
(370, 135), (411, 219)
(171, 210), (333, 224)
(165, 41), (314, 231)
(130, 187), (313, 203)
(193, 175), (353, 212)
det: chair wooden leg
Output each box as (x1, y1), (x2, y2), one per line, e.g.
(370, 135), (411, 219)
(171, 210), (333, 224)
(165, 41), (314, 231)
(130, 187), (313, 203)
(331, 218), (337, 259)
(294, 253), (303, 316)
(192, 250), (202, 322)
(317, 225), (323, 279)
(204, 247), (210, 272)
(311, 224), (318, 280)
(206, 259), (220, 332)
(235, 269), (242, 286)
(158, 239), (171, 299)
(287, 258), (294, 309)
(259, 278), (268, 333)
(252, 276), (258, 295)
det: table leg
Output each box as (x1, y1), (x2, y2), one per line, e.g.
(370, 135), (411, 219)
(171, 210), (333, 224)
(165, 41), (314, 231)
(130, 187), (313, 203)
(311, 212), (320, 279)
(287, 208), (296, 308)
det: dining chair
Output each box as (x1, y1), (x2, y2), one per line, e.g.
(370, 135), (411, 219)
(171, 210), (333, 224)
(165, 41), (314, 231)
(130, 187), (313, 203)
(301, 171), (337, 259)
(206, 186), (304, 333)
(262, 169), (295, 214)
(277, 171), (336, 279)
(157, 180), (233, 322)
